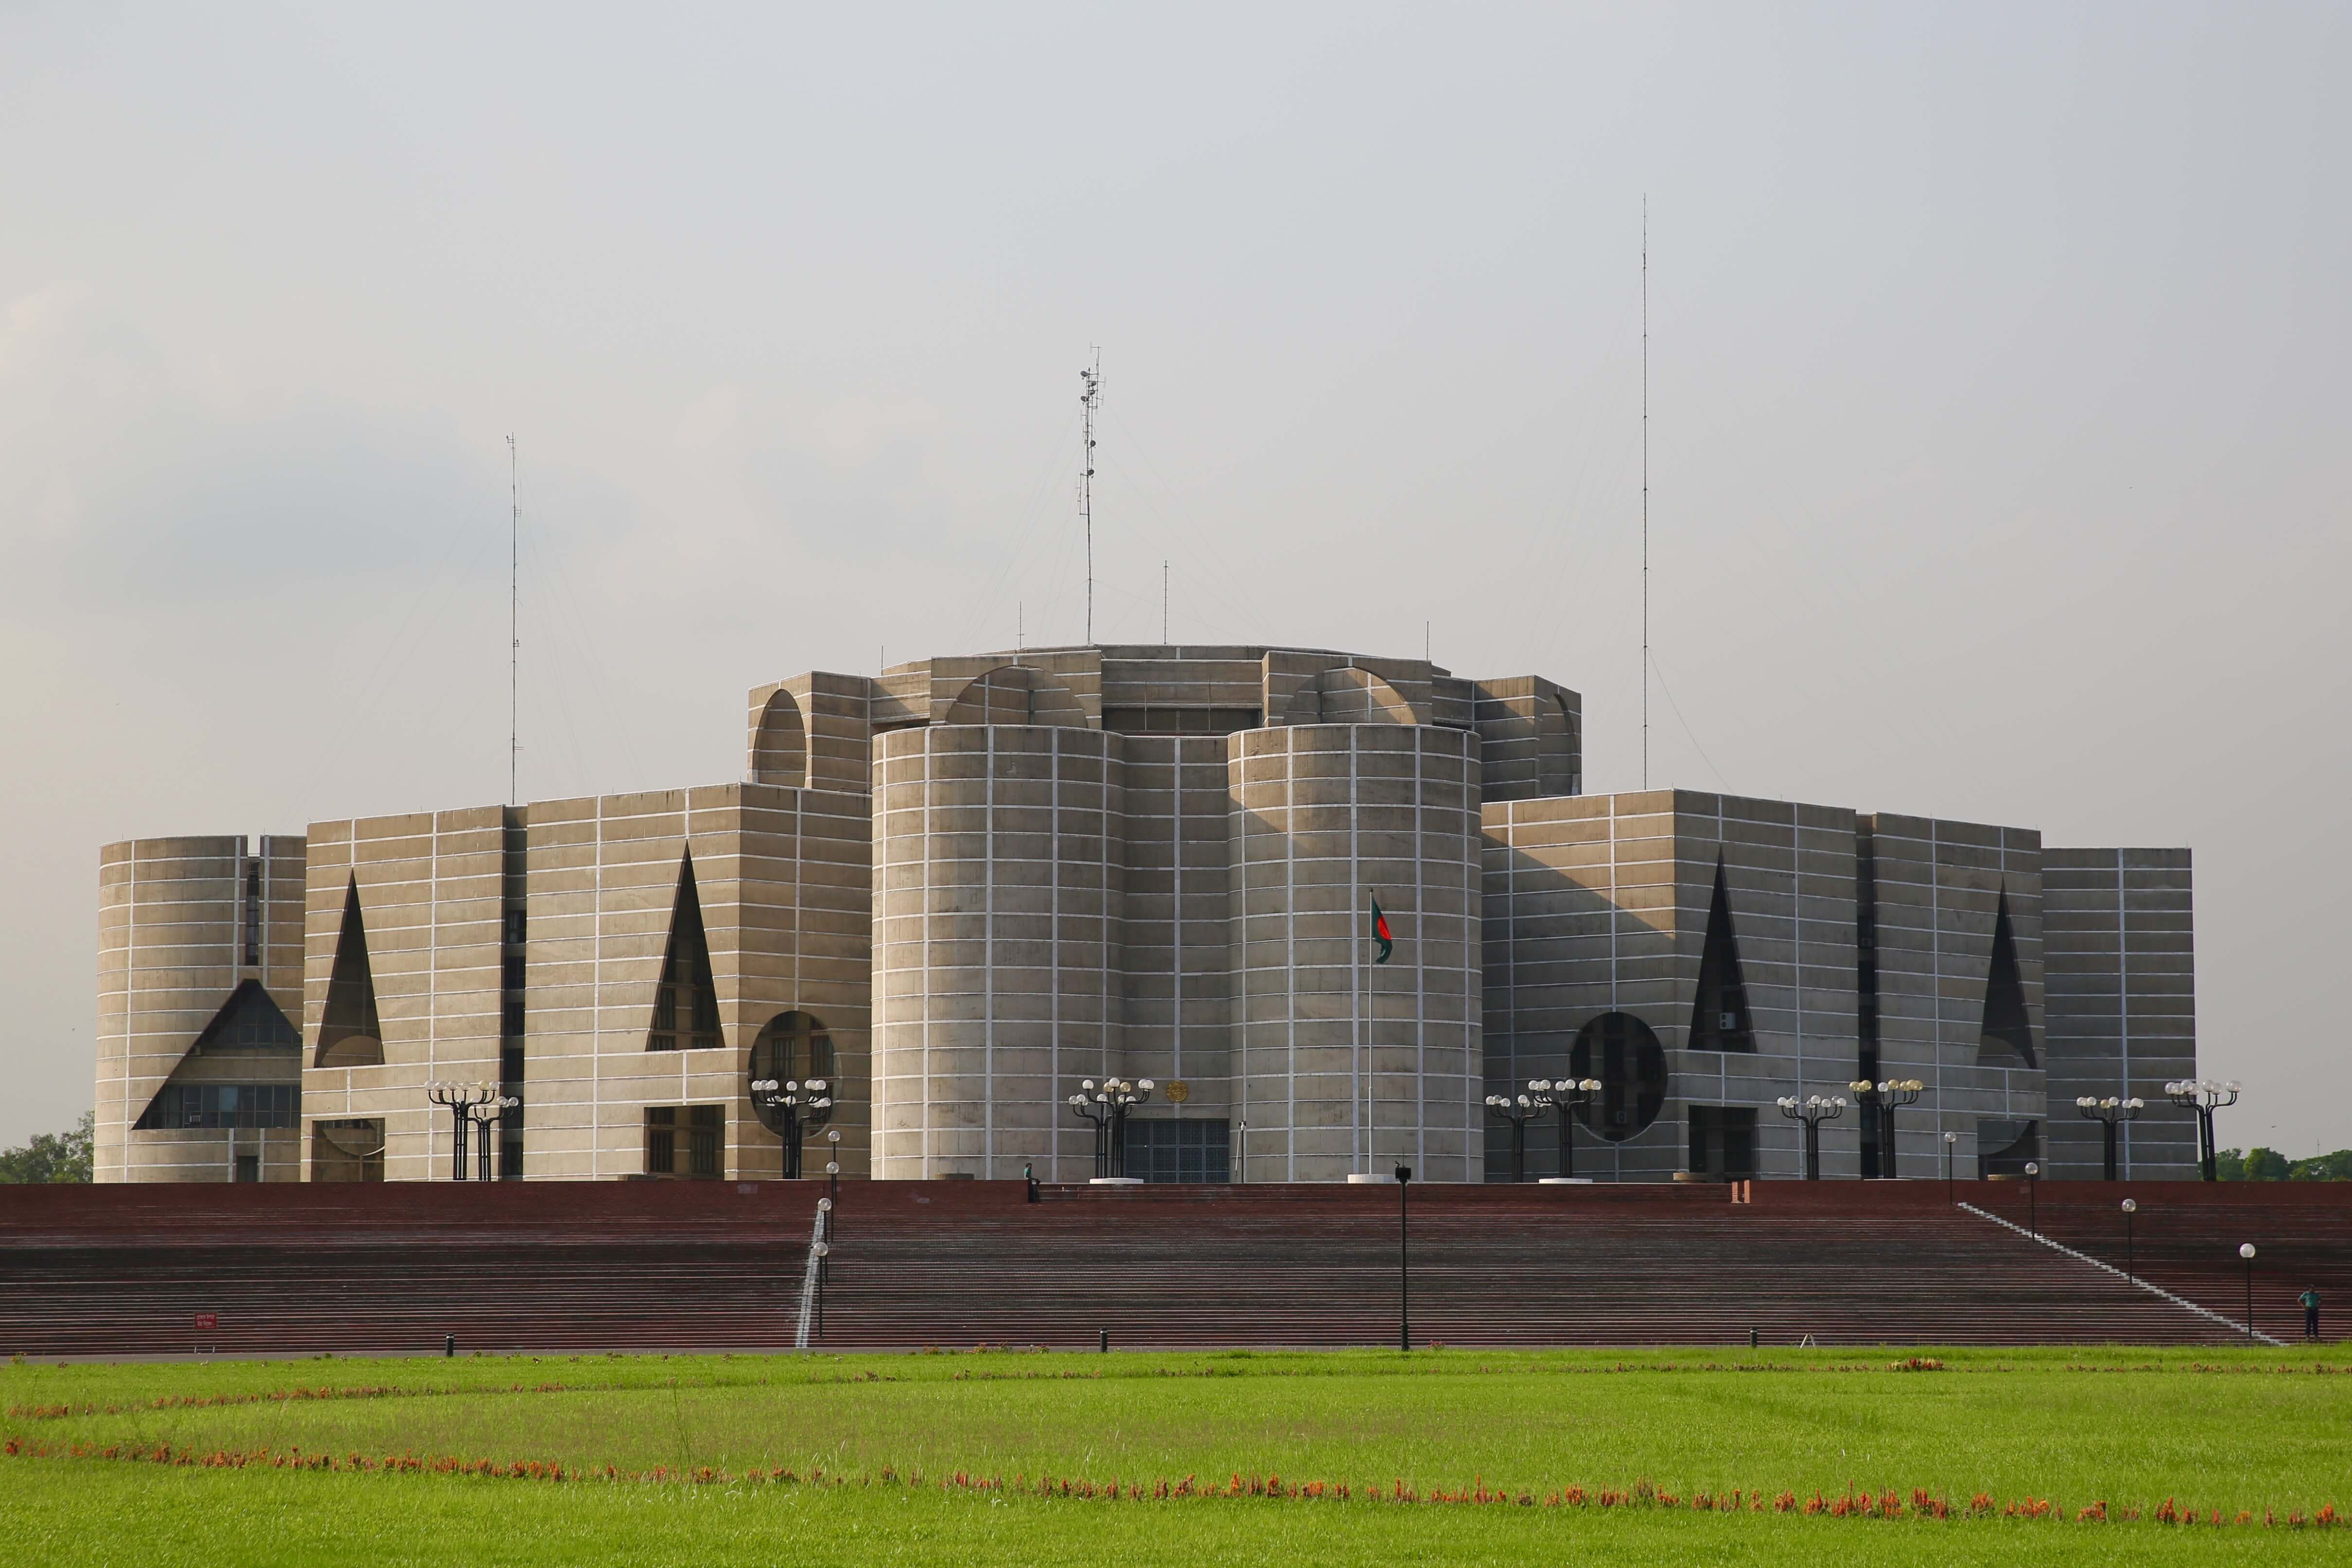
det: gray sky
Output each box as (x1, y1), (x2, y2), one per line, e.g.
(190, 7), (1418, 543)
(4, 4), (2345, 1156)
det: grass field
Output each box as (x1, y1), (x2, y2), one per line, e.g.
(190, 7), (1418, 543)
(6, 1344), (2349, 1565)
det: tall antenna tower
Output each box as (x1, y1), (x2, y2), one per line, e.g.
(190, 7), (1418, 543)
(1079, 350), (1102, 644)
(1640, 200), (1650, 792)
(507, 433), (520, 806)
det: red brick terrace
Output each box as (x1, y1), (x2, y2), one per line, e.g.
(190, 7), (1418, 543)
(0, 1179), (2343, 1359)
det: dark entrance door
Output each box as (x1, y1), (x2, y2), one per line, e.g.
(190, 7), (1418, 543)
(1688, 1106), (1757, 1181)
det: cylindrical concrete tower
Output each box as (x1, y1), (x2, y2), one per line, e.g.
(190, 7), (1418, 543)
(96, 834), (305, 1183)
(871, 716), (1124, 1180)
(1227, 719), (1482, 1183)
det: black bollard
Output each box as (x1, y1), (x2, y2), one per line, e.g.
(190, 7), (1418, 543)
(445, 1334), (455, 1358)
(1099, 1328), (1108, 1354)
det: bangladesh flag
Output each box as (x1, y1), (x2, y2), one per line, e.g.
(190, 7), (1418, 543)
(1370, 894), (1393, 965)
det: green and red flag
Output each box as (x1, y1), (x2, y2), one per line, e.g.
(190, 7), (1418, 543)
(1370, 894), (1393, 964)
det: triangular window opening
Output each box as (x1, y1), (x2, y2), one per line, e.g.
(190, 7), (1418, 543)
(315, 876), (384, 1068)
(648, 853), (722, 1052)
(1978, 889), (2037, 1068)
(1688, 858), (1758, 1052)
(192, 979), (300, 1055)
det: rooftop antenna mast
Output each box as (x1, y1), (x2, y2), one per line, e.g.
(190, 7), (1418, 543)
(507, 434), (519, 806)
(1079, 350), (1102, 644)
(1640, 200), (1650, 792)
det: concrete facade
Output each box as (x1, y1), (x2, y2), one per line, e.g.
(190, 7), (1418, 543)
(96, 642), (2199, 1185)
(2041, 848), (2200, 1180)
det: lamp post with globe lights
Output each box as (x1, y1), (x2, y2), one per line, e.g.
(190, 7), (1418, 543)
(1943, 1130), (1959, 1202)
(2076, 1096), (2145, 1181)
(426, 1082), (496, 1181)
(1485, 1089), (1547, 1184)
(1775, 1094), (1846, 1181)
(751, 1075), (834, 1179)
(464, 1096), (519, 1182)
(1530, 1078), (1601, 1180)
(1066, 1078), (1154, 1179)
(2121, 1198), (2138, 1282)
(2024, 1160), (2041, 1237)
(2165, 1080), (2240, 1182)
(1850, 1079), (1924, 1178)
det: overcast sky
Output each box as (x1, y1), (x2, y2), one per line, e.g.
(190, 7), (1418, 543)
(3, 3), (2345, 1156)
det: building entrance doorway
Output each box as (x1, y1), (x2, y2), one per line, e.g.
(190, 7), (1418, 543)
(1688, 1106), (1757, 1181)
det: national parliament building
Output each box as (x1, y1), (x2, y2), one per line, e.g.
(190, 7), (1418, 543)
(94, 644), (2200, 1187)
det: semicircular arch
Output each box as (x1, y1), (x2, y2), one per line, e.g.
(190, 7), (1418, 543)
(1281, 666), (1416, 726)
(942, 665), (1088, 728)
(750, 688), (808, 786)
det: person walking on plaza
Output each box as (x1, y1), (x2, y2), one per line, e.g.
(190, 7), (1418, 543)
(2300, 1285), (2322, 1342)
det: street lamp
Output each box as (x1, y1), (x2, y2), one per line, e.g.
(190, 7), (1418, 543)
(751, 1076), (834, 1179)
(2075, 1096), (2146, 1181)
(464, 1096), (519, 1181)
(2239, 1242), (2257, 1342)
(1530, 1078), (1601, 1179)
(1395, 1164), (1413, 1352)
(2121, 1198), (2138, 1282)
(824, 1127), (842, 1221)
(810, 1233), (830, 1339)
(1850, 1080), (1924, 1178)
(1943, 1130), (1959, 1203)
(2164, 1081), (2241, 1182)
(1484, 1090), (1547, 1184)
(1066, 1078), (1154, 1179)
(1775, 1095), (1846, 1181)
(426, 1082), (496, 1181)
(2024, 1160), (2040, 1237)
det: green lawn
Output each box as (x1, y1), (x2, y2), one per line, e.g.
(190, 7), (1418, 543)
(5, 1346), (2348, 1565)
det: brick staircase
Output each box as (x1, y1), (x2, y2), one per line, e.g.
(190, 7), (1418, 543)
(1, 1180), (2340, 1359)
(1965, 1180), (2352, 1344)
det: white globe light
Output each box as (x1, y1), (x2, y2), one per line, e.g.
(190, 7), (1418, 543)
(2121, 1199), (2137, 1213)
(2240, 1243), (2256, 1260)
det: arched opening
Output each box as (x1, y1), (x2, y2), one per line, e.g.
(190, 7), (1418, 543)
(943, 665), (1089, 727)
(748, 1010), (834, 1129)
(750, 688), (807, 786)
(1568, 1011), (1667, 1142)
(310, 1119), (385, 1182)
(1281, 666), (1415, 725)
(1540, 692), (1582, 796)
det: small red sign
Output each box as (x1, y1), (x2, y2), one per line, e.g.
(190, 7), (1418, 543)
(193, 1313), (217, 1331)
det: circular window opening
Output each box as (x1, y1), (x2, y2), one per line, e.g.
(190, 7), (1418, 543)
(1568, 1011), (1666, 1142)
(748, 1011), (834, 1133)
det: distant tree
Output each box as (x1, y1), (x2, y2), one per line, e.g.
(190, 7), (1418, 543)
(0, 1112), (93, 1184)
(2225, 1147), (2295, 1182)
(2289, 1149), (2352, 1181)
